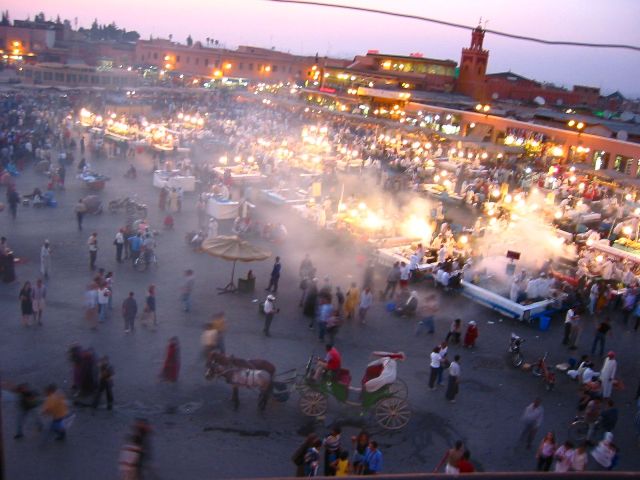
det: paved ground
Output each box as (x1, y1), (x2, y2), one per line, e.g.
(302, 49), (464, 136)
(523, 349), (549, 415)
(1, 141), (639, 479)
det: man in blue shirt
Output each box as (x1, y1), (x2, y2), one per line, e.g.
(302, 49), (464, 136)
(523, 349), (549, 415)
(364, 441), (383, 474)
(316, 296), (333, 342)
(128, 233), (142, 265)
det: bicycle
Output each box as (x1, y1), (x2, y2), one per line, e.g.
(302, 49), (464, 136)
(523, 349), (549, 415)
(531, 352), (555, 391)
(568, 416), (603, 444)
(134, 251), (158, 272)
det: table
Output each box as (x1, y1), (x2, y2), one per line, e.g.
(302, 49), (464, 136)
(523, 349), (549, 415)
(213, 167), (265, 184)
(153, 171), (196, 192)
(207, 198), (239, 220)
(260, 189), (311, 206)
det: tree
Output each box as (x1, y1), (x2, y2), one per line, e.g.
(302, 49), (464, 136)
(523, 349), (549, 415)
(34, 12), (45, 23)
(169, 34), (173, 41)
(123, 31), (140, 42)
(186, 34), (193, 46)
(55, 14), (62, 24)
(206, 37), (210, 47)
(1, 10), (10, 26)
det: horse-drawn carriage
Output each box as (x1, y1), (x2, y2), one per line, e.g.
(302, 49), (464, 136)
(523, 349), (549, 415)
(204, 351), (411, 430)
(296, 351), (411, 430)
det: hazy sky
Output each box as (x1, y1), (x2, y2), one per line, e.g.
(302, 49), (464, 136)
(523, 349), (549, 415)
(6, 0), (640, 96)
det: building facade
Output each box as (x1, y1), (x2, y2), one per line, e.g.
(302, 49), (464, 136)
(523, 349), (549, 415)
(19, 63), (141, 88)
(485, 72), (601, 107)
(134, 40), (318, 83)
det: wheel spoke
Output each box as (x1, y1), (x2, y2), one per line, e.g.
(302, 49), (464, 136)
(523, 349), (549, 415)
(375, 398), (410, 430)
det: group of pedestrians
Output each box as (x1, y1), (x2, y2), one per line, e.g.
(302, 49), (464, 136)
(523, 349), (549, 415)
(293, 429), (383, 477)
(18, 278), (46, 327)
(520, 396), (620, 472)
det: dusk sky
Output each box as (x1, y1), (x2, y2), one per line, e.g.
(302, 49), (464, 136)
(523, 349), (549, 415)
(7, 0), (640, 96)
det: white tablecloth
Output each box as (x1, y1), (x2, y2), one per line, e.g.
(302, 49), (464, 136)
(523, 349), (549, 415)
(207, 198), (239, 219)
(153, 171), (196, 192)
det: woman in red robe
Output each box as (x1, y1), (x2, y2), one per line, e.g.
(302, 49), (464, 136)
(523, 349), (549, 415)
(160, 337), (180, 382)
(463, 321), (478, 348)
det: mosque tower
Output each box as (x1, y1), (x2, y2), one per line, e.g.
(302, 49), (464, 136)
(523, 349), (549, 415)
(456, 24), (489, 100)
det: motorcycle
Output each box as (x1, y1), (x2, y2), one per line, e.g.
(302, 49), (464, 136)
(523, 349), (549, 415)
(508, 333), (524, 368)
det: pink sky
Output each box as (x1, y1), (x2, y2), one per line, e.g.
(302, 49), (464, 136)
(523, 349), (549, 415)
(6, 0), (640, 96)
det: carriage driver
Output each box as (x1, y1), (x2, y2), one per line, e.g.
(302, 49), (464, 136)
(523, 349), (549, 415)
(313, 344), (342, 382)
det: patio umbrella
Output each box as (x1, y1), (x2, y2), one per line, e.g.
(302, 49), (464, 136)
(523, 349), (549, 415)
(201, 235), (271, 293)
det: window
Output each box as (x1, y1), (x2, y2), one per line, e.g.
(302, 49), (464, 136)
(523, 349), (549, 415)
(249, 63), (253, 70)
(288, 66), (292, 73)
(593, 150), (610, 171)
(239, 63), (244, 70)
(44, 72), (53, 80)
(176, 55), (180, 62)
(272, 65), (278, 72)
(187, 57), (190, 64)
(24, 69), (32, 78)
(101, 76), (110, 85)
(204, 59), (209, 66)
(153, 52), (158, 60)
(614, 155), (624, 172)
(91, 76), (99, 84)
(54, 72), (64, 81)
(195, 58), (199, 65)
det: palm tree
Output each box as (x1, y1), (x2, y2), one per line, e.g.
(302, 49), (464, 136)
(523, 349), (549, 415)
(168, 33), (173, 42)
(206, 37), (210, 47)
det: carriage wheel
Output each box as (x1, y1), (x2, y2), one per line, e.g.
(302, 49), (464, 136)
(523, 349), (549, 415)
(374, 397), (411, 430)
(299, 391), (327, 417)
(388, 379), (408, 399)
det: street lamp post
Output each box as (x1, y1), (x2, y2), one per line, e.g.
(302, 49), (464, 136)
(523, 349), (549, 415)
(475, 103), (491, 115)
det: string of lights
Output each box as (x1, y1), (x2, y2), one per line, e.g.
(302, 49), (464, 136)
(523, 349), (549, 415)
(262, 0), (640, 52)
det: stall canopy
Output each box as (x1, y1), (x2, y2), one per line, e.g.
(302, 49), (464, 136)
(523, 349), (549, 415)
(201, 236), (271, 293)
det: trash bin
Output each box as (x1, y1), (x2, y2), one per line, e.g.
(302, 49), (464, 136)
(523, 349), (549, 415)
(539, 315), (551, 331)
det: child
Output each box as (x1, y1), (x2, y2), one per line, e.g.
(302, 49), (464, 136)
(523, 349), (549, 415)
(463, 320), (478, 348)
(333, 450), (350, 477)
(164, 214), (174, 230)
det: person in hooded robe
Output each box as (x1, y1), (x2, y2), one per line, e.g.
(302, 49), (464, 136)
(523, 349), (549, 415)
(600, 351), (617, 399)
(303, 279), (319, 322)
(160, 337), (181, 383)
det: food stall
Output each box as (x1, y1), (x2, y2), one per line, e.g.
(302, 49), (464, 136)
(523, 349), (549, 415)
(213, 165), (265, 185)
(259, 188), (313, 206)
(461, 280), (553, 322)
(207, 197), (240, 220)
(153, 170), (196, 192)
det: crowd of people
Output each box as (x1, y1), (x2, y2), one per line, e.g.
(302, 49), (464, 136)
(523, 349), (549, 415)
(2, 85), (640, 478)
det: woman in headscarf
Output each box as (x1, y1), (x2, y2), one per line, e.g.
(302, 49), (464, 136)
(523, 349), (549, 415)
(591, 432), (617, 470)
(463, 321), (479, 348)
